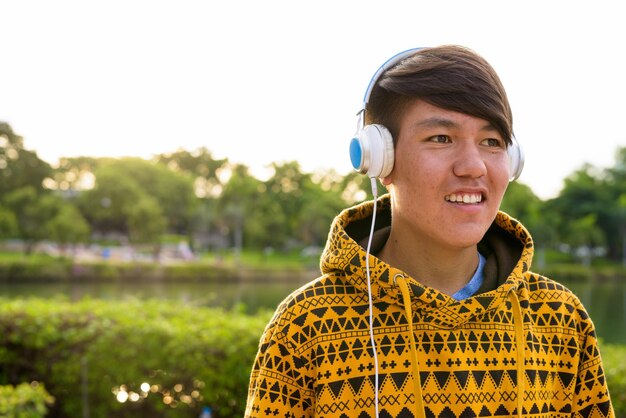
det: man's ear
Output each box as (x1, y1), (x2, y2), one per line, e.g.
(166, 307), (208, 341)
(380, 174), (393, 186)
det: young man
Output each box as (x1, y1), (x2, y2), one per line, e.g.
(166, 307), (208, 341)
(245, 46), (614, 418)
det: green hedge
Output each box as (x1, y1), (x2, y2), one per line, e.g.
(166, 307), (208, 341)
(0, 257), (235, 282)
(0, 297), (271, 418)
(0, 382), (53, 417)
(0, 256), (309, 282)
(0, 256), (73, 282)
(537, 263), (626, 282)
(1, 297), (625, 417)
(603, 343), (626, 415)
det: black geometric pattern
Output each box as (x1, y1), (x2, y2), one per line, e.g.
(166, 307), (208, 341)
(245, 196), (615, 418)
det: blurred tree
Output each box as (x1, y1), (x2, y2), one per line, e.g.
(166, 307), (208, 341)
(263, 161), (308, 247)
(545, 164), (606, 244)
(126, 195), (167, 257)
(499, 181), (557, 267)
(298, 169), (353, 246)
(619, 194), (626, 266)
(604, 147), (626, 261)
(78, 158), (197, 237)
(3, 187), (77, 253)
(0, 206), (18, 239)
(340, 171), (377, 204)
(45, 202), (91, 256)
(111, 158), (197, 234)
(49, 156), (100, 192)
(189, 198), (220, 251)
(0, 122), (52, 197)
(500, 181), (541, 221)
(155, 147), (228, 198)
(546, 157), (624, 262)
(220, 163), (361, 251)
(217, 163), (264, 252)
(78, 162), (145, 234)
(251, 196), (288, 249)
(564, 214), (606, 266)
(156, 148), (230, 252)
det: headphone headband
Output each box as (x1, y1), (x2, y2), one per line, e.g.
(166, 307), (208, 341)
(361, 47), (425, 111)
(357, 47), (425, 133)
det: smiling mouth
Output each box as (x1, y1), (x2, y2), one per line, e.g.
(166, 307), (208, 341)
(445, 193), (483, 204)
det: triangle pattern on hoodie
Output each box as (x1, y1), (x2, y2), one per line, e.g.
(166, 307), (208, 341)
(245, 195), (615, 418)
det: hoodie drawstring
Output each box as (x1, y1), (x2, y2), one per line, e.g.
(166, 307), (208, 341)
(395, 275), (426, 418)
(396, 275), (525, 418)
(508, 290), (525, 418)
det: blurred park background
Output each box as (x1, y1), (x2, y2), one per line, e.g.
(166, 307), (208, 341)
(2, 1), (626, 415)
(1, 120), (626, 416)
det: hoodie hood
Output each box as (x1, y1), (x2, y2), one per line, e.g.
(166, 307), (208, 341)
(320, 194), (534, 329)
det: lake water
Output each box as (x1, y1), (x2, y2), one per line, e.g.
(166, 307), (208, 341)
(1, 278), (625, 344)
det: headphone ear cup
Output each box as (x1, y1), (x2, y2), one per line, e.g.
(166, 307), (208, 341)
(507, 135), (525, 181)
(349, 124), (395, 178)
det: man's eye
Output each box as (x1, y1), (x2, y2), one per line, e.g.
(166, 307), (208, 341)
(430, 135), (450, 143)
(483, 138), (503, 147)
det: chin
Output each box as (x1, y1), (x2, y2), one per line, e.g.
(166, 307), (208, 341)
(447, 225), (490, 248)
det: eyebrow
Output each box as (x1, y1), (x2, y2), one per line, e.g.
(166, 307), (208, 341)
(413, 117), (497, 132)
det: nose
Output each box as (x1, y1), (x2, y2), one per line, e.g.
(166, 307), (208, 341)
(452, 142), (487, 178)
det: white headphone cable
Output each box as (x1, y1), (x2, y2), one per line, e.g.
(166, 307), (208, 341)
(365, 177), (380, 418)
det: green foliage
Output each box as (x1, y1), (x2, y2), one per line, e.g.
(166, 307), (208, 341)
(78, 158), (196, 236)
(217, 162), (352, 251)
(4, 119), (626, 265)
(77, 162), (144, 232)
(602, 343), (626, 414)
(501, 181), (559, 255)
(0, 122), (52, 198)
(0, 206), (18, 239)
(0, 254), (73, 282)
(500, 181), (541, 221)
(126, 195), (167, 244)
(3, 187), (53, 248)
(44, 201), (91, 249)
(565, 210), (606, 248)
(155, 147), (228, 198)
(2, 188), (90, 253)
(534, 262), (626, 282)
(0, 252), (316, 283)
(0, 382), (54, 418)
(1, 296), (625, 417)
(0, 297), (271, 418)
(49, 156), (100, 192)
(547, 154), (626, 261)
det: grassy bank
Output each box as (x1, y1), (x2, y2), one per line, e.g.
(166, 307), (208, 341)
(0, 250), (321, 283)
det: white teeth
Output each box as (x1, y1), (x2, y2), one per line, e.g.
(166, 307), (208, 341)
(445, 193), (483, 203)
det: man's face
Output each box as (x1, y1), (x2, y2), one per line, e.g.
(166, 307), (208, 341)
(382, 99), (510, 251)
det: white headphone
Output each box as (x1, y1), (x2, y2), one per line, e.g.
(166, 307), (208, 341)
(349, 47), (524, 181)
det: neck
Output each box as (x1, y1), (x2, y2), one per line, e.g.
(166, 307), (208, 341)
(378, 230), (479, 296)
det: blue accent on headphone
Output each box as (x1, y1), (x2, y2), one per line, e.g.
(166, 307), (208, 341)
(349, 138), (362, 170)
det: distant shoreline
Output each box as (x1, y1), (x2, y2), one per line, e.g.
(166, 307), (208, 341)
(0, 256), (322, 283)
(1, 259), (625, 284)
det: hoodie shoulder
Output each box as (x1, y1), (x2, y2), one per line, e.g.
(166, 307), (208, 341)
(256, 272), (367, 358)
(523, 271), (597, 336)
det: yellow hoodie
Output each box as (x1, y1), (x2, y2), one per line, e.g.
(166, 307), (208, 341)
(245, 196), (614, 418)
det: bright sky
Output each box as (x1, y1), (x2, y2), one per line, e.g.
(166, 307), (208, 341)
(2, 1), (625, 199)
